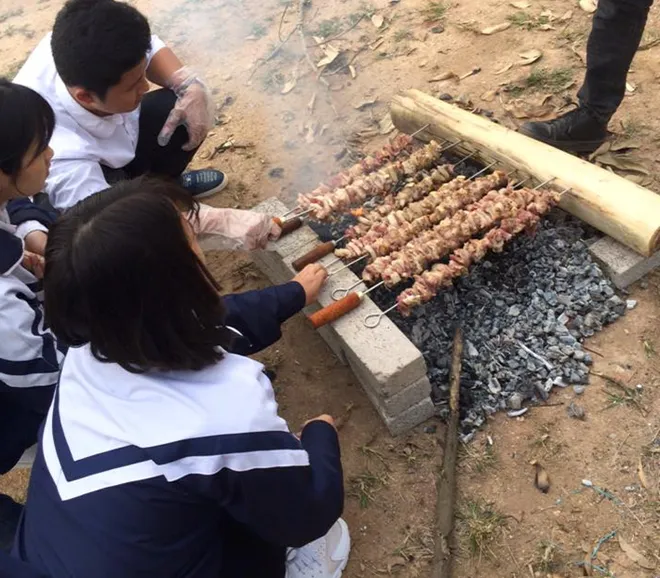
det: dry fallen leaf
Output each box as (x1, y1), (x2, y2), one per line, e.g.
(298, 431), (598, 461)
(281, 78), (297, 94)
(378, 113), (395, 134)
(510, 0), (530, 8)
(371, 14), (384, 28)
(579, 0), (598, 13)
(625, 173), (653, 186)
(317, 46), (340, 68)
(610, 139), (641, 152)
(596, 152), (650, 175)
(518, 49), (542, 66)
(481, 88), (499, 102)
(588, 141), (611, 161)
(354, 97), (378, 110)
(502, 93), (556, 119)
(560, 9), (573, 20)
(571, 41), (586, 65)
(637, 458), (648, 488)
(495, 62), (514, 75)
(481, 22), (511, 35)
(307, 92), (316, 114)
(625, 81), (637, 94)
(428, 71), (459, 82)
(619, 536), (656, 570)
(534, 462), (551, 493)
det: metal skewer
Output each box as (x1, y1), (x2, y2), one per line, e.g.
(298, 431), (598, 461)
(467, 161), (498, 181)
(410, 123), (431, 138)
(364, 303), (398, 328)
(327, 255), (368, 276)
(332, 279), (365, 300)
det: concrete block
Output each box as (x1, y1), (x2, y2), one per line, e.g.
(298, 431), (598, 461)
(382, 396), (436, 437)
(589, 236), (660, 289)
(364, 375), (432, 417)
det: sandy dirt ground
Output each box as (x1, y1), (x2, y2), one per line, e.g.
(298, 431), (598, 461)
(1, 0), (659, 576)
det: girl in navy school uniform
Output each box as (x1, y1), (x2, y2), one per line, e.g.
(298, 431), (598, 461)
(12, 178), (350, 578)
(0, 79), (62, 555)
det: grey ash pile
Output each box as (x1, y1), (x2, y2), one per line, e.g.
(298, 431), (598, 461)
(371, 214), (627, 442)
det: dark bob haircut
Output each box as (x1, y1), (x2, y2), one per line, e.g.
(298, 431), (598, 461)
(0, 79), (55, 179)
(51, 0), (151, 100)
(44, 178), (233, 373)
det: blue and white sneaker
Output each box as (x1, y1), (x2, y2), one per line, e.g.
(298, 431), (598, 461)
(180, 169), (228, 200)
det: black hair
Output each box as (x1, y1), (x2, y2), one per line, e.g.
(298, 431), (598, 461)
(0, 78), (55, 179)
(44, 177), (233, 373)
(51, 0), (152, 100)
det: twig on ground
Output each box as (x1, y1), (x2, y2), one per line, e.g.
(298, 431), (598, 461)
(278, 2), (291, 42)
(298, 0), (322, 78)
(432, 327), (463, 578)
(315, 14), (365, 45)
(335, 402), (355, 431)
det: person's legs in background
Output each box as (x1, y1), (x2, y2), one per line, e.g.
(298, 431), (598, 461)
(125, 88), (228, 199)
(520, 0), (654, 153)
(0, 401), (44, 552)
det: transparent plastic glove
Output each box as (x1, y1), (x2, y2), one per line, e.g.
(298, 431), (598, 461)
(157, 66), (215, 152)
(193, 204), (282, 251)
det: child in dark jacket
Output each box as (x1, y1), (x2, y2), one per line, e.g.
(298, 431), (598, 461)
(12, 178), (349, 578)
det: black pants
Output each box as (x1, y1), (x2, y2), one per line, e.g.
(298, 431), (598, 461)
(102, 88), (198, 183)
(0, 394), (44, 476)
(578, 0), (654, 122)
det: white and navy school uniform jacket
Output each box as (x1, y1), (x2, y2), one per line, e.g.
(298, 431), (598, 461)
(13, 340), (344, 578)
(0, 201), (63, 474)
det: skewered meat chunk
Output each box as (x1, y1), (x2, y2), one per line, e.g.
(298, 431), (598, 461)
(337, 171), (508, 260)
(298, 134), (414, 209)
(299, 141), (448, 220)
(347, 166), (457, 237)
(362, 188), (557, 286)
(396, 207), (552, 316)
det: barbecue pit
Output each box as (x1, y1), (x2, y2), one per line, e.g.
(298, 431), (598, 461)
(235, 91), (660, 435)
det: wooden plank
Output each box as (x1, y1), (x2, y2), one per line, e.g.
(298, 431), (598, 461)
(432, 327), (463, 578)
(391, 89), (660, 256)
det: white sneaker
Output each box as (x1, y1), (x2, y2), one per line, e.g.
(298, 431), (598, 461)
(285, 519), (351, 578)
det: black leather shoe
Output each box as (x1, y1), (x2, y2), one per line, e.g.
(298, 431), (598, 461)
(519, 107), (608, 153)
(0, 494), (22, 552)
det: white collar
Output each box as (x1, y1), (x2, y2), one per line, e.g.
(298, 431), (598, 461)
(55, 75), (125, 139)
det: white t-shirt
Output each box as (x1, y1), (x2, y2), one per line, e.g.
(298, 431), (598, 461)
(15, 33), (166, 210)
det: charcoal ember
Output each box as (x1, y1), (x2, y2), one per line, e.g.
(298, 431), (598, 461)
(370, 217), (624, 440)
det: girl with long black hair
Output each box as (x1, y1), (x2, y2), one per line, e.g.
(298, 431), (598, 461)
(0, 79), (64, 553)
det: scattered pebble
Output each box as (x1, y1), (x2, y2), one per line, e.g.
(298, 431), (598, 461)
(567, 401), (586, 420)
(424, 424), (438, 434)
(573, 385), (586, 395)
(626, 299), (638, 310)
(640, 279), (648, 289)
(268, 167), (285, 178)
(507, 408), (528, 418)
(508, 392), (523, 410)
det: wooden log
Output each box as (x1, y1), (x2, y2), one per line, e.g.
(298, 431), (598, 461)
(391, 89), (660, 256)
(432, 327), (463, 578)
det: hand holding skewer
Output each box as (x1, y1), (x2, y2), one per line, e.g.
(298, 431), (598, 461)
(293, 263), (329, 306)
